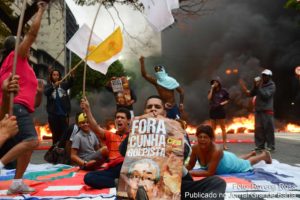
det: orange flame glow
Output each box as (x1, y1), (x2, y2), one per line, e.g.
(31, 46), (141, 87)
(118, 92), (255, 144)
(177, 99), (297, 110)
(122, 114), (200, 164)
(185, 125), (196, 134)
(35, 124), (52, 141)
(285, 123), (300, 133)
(215, 114), (255, 134)
(225, 69), (232, 75)
(185, 114), (255, 135)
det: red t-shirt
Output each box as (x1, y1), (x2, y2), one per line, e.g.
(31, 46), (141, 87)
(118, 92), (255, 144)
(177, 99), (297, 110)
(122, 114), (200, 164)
(0, 51), (37, 112)
(104, 130), (128, 167)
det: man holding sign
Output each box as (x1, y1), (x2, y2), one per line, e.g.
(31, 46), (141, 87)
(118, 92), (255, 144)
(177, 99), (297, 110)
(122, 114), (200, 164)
(118, 95), (226, 200)
(80, 97), (131, 189)
(105, 76), (137, 117)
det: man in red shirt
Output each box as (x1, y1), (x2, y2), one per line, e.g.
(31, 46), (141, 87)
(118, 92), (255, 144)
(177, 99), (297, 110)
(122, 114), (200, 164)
(80, 97), (131, 189)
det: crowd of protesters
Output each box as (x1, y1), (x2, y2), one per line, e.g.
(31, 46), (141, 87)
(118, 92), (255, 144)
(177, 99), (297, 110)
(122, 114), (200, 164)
(0, 1), (276, 198)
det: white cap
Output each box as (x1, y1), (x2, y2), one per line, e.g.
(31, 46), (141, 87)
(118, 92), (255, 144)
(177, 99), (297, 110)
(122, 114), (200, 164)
(261, 69), (272, 76)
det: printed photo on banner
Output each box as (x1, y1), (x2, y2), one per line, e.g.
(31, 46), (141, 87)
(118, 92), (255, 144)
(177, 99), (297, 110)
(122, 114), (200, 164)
(117, 114), (185, 200)
(111, 76), (132, 106)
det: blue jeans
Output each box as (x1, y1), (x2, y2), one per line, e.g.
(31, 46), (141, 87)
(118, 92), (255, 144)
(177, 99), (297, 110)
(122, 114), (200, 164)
(84, 163), (122, 189)
(166, 104), (180, 119)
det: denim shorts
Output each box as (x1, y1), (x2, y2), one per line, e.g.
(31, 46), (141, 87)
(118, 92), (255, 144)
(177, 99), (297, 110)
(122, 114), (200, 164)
(13, 104), (38, 142)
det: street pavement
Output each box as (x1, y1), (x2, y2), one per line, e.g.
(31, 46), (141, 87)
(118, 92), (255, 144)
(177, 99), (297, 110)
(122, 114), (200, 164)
(31, 132), (300, 166)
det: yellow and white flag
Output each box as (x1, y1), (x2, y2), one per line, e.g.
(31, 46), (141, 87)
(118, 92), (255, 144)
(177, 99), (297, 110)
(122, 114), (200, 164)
(66, 24), (123, 74)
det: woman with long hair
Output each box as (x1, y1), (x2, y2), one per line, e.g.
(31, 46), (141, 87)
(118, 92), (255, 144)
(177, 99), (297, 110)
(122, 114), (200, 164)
(44, 68), (73, 145)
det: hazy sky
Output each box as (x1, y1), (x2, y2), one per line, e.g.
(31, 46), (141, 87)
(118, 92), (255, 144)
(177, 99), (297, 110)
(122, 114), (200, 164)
(65, 0), (162, 58)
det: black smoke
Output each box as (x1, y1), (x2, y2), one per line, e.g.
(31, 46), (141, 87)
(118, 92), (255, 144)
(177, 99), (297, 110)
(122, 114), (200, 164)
(155, 0), (300, 124)
(34, 0), (300, 126)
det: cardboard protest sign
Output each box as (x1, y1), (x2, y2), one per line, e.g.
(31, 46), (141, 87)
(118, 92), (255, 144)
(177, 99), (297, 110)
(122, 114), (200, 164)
(111, 77), (132, 106)
(117, 115), (184, 200)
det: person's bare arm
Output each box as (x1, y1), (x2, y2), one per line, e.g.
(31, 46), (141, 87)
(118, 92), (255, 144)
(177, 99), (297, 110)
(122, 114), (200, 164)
(80, 97), (106, 140)
(34, 79), (44, 108)
(70, 148), (85, 167)
(220, 100), (229, 106)
(189, 149), (223, 177)
(94, 143), (100, 151)
(139, 56), (157, 85)
(0, 74), (20, 119)
(208, 83), (216, 100)
(0, 115), (19, 147)
(186, 146), (197, 170)
(239, 79), (251, 97)
(18, 1), (47, 58)
(176, 86), (184, 111)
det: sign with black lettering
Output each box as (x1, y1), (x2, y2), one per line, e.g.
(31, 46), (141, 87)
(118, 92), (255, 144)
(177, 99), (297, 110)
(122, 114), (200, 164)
(117, 115), (184, 200)
(111, 78), (123, 93)
(111, 77), (132, 106)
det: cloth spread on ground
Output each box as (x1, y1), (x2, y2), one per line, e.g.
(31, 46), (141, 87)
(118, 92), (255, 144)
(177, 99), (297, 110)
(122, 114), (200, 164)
(0, 164), (116, 200)
(1, 160), (300, 199)
(193, 159), (300, 199)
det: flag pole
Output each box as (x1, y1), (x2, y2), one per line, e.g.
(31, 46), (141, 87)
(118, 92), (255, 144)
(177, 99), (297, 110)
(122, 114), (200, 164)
(8, 0), (27, 116)
(59, 59), (84, 83)
(50, 48), (65, 67)
(82, 1), (103, 97)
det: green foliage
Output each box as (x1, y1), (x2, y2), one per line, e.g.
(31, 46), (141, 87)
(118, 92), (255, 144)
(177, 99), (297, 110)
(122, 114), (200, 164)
(285, 0), (300, 10)
(70, 54), (126, 101)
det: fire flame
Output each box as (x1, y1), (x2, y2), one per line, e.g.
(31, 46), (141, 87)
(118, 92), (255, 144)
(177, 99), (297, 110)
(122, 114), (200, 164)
(185, 114), (300, 136)
(185, 114), (255, 135)
(34, 115), (300, 142)
(215, 114), (255, 134)
(35, 124), (52, 141)
(285, 123), (300, 133)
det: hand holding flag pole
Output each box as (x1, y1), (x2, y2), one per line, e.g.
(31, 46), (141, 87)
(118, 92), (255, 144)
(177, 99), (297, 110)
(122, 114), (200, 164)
(8, 0), (27, 116)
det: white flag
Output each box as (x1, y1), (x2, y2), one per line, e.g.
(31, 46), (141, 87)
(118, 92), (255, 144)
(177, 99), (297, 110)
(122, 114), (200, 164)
(140, 0), (174, 32)
(66, 24), (123, 74)
(167, 0), (179, 10)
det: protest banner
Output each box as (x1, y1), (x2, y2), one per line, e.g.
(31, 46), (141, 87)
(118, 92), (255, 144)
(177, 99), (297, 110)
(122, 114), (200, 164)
(111, 76), (132, 106)
(117, 114), (184, 199)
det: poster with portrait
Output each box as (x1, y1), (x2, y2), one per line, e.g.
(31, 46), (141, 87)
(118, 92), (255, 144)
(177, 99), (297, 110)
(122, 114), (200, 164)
(111, 76), (132, 106)
(117, 115), (185, 200)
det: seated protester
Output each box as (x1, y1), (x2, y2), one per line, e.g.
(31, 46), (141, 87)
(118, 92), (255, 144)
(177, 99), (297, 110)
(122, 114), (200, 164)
(119, 95), (226, 200)
(186, 125), (272, 177)
(70, 113), (108, 170)
(80, 97), (131, 189)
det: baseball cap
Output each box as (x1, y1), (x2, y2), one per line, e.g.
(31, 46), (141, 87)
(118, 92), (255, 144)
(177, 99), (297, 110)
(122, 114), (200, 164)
(78, 113), (87, 123)
(261, 69), (272, 76)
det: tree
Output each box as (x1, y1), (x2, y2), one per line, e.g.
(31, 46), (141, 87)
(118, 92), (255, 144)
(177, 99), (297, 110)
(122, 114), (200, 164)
(285, 0), (300, 10)
(73, 0), (210, 16)
(70, 54), (128, 100)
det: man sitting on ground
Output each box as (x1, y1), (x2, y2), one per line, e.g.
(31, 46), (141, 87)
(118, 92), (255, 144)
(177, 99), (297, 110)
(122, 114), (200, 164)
(70, 113), (108, 170)
(80, 97), (131, 189)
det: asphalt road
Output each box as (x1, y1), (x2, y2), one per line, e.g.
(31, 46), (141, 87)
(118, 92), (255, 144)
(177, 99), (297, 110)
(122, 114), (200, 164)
(30, 132), (300, 166)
